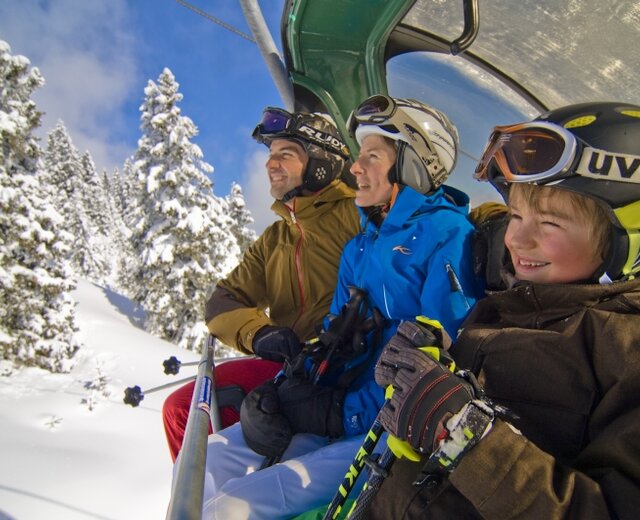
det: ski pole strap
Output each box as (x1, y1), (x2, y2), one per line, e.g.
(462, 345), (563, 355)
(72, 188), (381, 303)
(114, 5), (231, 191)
(414, 399), (494, 485)
(311, 286), (371, 382)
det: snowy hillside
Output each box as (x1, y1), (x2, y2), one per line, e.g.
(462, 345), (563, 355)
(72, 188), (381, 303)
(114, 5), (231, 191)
(0, 279), (201, 520)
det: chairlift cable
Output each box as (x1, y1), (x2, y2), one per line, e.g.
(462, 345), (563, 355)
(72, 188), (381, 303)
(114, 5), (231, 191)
(175, 0), (256, 43)
(459, 147), (480, 162)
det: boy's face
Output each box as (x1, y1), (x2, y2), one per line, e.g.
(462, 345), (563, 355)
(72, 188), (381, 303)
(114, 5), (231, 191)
(505, 192), (602, 284)
(266, 139), (307, 200)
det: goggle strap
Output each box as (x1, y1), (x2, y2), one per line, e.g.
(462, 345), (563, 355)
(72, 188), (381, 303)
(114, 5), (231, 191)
(574, 147), (640, 185)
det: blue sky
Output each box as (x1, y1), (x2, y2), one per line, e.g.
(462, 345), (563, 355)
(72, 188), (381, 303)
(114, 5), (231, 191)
(0, 0), (541, 233)
(0, 0), (286, 231)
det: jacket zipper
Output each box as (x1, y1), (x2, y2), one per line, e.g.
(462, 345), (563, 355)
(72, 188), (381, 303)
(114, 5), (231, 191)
(446, 263), (471, 311)
(289, 201), (306, 329)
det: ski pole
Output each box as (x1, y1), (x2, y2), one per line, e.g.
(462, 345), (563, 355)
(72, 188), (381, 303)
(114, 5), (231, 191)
(123, 355), (200, 406)
(166, 334), (219, 520)
(321, 413), (386, 520)
(346, 446), (396, 519)
(311, 287), (367, 383)
(123, 376), (197, 407)
(163, 355), (199, 375)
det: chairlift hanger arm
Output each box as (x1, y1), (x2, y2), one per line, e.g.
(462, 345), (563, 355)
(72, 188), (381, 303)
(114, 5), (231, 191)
(450, 0), (479, 55)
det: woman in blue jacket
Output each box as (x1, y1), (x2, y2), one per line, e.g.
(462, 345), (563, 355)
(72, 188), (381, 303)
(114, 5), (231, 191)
(199, 96), (484, 519)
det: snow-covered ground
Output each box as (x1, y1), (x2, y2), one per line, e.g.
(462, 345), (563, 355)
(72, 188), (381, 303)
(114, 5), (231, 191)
(0, 279), (201, 520)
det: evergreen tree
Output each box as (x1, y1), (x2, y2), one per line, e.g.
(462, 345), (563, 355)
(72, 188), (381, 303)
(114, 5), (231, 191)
(78, 151), (113, 284)
(43, 121), (105, 282)
(115, 159), (143, 298)
(0, 40), (80, 372)
(101, 167), (134, 292)
(226, 182), (257, 254)
(129, 68), (240, 350)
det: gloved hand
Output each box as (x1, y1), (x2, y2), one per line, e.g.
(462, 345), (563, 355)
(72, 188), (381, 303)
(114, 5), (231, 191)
(375, 320), (474, 454)
(240, 380), (292, 459)
(252, 326), (302, 362)
(277, 378), (345, 439)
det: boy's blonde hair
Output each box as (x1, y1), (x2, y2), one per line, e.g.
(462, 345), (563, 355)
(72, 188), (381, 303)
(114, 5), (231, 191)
(508, 183), (610, 262)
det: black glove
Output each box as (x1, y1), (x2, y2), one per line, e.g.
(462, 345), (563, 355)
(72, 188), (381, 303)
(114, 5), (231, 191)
(252, 326), (302, 362)
(277, 378), (345, 439)
(375, 320), (474, 454)
(240, 380), (292, 458)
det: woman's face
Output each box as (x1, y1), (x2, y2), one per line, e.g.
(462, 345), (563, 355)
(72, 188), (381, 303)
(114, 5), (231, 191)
(350, 134), (395, 207)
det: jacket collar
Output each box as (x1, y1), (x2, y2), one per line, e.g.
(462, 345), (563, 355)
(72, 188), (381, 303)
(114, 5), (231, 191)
(487, 277), (640, 326)
(359, 184), (470, 234)
(271, 180), (355, 221)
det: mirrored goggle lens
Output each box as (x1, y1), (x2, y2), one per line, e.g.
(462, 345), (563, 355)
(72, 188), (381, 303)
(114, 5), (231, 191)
(259, 109), (293, 134)
(502, 129), (566, 175)
(355, 95), (394, 119)
(475, 126), (568, 180)
(348, 95), (396, 138)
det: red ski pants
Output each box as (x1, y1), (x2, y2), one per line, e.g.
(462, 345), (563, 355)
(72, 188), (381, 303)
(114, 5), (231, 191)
(162, 357), (282, 462)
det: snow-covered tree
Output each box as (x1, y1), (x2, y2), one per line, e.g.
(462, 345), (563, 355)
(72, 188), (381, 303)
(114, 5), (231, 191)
(100, 168), (135, 292)
(43, 121), (108, 283)
(113, 160), (142, 298)
(0, 40), (80, 372)
(226, 182), (257, 254)
(129, 68), (241, 350)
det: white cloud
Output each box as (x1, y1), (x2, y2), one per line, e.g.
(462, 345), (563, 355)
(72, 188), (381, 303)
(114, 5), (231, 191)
(0, 0), (139, 172)
(241, 149), (277, 234)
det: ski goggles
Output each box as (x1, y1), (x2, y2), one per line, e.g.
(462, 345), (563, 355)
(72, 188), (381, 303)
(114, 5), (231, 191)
(347, 95), (441, 156)
(252, 107), (348, 156)
(474, 121), (640, 185)
(346, 95), (428, 137)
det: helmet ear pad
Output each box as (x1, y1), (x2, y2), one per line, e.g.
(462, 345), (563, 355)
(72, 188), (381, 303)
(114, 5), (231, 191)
(303, 145), (346, 192)
(597, 224), (632, 282)
(392, 141), (434, 194)
(304, 156), (334, 192)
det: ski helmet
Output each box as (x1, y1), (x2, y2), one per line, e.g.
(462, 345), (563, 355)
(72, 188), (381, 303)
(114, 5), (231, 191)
(252, 108), (350, 199)
(347, 95), (459, 194)
(475, 101), (640, 282)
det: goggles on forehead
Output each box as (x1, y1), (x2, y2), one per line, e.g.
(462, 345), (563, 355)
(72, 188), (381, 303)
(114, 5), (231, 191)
(347, 94), (445, 175)
(474, 121), (640, 185)
(252, 107), (348, 157)
(346, 95), (428, 136)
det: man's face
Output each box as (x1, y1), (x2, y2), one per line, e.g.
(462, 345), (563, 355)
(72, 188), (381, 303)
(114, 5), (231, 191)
(350, 134), (395, 208)
(505, 192), (602, 284)
(266, 139), (308, 200)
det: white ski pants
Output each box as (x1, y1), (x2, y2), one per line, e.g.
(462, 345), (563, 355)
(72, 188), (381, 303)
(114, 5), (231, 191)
(198, 423), (371, 519)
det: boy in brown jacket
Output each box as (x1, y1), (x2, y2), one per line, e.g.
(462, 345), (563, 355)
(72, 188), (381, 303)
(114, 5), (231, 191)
(362, 101), (640, 519)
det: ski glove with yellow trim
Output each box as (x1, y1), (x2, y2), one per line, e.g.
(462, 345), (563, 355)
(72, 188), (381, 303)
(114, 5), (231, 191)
(375, 318), (494, 470)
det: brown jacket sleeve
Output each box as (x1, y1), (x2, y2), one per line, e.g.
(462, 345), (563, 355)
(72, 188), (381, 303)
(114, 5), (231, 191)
(450, 420), (613, 519)
(450, 311), (640, 519)
(205, 232), (273, 354)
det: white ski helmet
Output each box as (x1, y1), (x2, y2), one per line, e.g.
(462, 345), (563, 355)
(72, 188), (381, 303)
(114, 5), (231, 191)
(347, 95), (459, 193)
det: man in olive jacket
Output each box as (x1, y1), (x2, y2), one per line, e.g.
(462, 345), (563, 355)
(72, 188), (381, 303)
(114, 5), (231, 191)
(162, 107), (360, 461)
